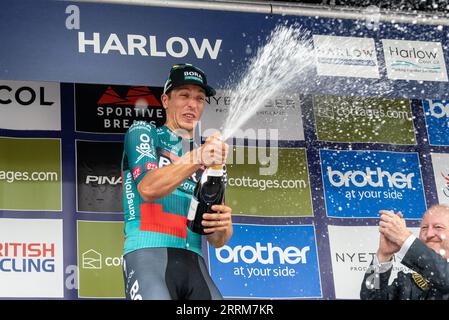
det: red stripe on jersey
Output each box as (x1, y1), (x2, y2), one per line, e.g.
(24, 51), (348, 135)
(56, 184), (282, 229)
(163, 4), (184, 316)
(139, 203), (187, 239)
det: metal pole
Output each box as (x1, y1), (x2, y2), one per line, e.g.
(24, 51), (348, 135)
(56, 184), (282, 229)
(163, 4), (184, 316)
(67, 0), (449, 25)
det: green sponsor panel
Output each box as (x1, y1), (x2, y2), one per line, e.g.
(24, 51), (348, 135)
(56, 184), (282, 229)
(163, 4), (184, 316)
(313, 95), (416, 145)
(0, 138), (61, 210)
(77, 221), (125, 298)
(226, 147), (312, 216)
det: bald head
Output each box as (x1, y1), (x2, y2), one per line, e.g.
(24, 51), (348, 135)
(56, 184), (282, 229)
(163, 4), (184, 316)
(422, 204), (449, 221)
(419, 204), (449, 259)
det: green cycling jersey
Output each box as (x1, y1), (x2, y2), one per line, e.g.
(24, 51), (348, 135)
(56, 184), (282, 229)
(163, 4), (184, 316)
(121, 121), (205, 256)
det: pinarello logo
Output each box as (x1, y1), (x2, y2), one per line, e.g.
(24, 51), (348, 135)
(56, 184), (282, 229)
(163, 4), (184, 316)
(145, 162), (158, 171)
(132, 165), (142, 180)
(97, 86), (161, 107)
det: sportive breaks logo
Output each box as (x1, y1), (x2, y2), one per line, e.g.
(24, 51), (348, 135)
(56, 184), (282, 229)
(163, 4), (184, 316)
(313, 35), (380, 78)
(382, 39), (448, 82)
(77, 221), (124, 298)
(0, 219), (63, 298)
(313, 95), (415, 145)
(75, 84), (165, 133)
(0, 80), (61, 131)
(76, 140), (123, 213)
(226, 147), (313, 217)
(423, 99), (449, 146)
(431, 153), (449, 206)
(0, 138), (61, 211)
(320, 149), (426, 218)
(208, 224), (322, 299)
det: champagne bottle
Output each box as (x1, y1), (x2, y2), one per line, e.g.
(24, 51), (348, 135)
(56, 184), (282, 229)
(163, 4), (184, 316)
(187, 164), (225, 235)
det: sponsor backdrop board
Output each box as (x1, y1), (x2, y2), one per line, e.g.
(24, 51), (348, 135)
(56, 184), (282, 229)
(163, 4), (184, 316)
(0, 219), (64, 298)
(423, 99), (449, 146)
(0, 80), (61, 131)
(431, 153), (449, 206)
(320, 149), (426, 219)
(226, 147), (313, 217)
(77, 221), (125, 298)
(202, 90), (305, 141)
(208, 224), (322, 299)
(0, 0), (449, 300)
(328, 225), (420, 299)
(76, 140), (123, 213)
(313, 96), (416, 145)
(0, 137), (62, 211)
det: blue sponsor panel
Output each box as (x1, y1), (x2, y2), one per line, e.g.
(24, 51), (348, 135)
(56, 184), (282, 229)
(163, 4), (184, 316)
(423, 99), (449, 146)
(208, 224), (322, 299)
(320, 150), (426, 219)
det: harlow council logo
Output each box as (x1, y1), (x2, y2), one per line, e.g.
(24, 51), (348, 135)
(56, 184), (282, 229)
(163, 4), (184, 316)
(382, 39), (448, 82)
(320, 149), (426, 219)
(82, 249), (102, 269)
(75, 84), (165, 133)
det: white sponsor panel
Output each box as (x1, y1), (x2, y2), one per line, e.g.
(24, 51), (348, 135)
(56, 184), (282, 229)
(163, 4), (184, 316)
(313, 35), (380, 78)
(0, 80), (61, 130)
(201, 90), (304, 141)
(0, 218), (64, 297)
(382, 39), (448, 82)
(328, 225), (420, 299)
(431, 152), (449, 206)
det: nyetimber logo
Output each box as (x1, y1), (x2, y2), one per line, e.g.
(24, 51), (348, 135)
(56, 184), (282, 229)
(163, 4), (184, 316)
(215, 242), (310, 265)
(327, 166), (415, 189)
(78, 32), (222, 60)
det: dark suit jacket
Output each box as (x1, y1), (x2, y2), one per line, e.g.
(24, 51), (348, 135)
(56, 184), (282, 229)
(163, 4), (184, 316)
(360, 239), (449, 300)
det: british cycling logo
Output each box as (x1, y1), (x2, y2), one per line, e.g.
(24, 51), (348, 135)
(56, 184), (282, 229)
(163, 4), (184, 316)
(0, 242), (56, 273)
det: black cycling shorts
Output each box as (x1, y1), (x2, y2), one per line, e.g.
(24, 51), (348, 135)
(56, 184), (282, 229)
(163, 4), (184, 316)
(123, 247), (223, 300)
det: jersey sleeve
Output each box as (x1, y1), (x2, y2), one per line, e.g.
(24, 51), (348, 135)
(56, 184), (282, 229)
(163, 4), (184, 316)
(123, 121), (159, 185)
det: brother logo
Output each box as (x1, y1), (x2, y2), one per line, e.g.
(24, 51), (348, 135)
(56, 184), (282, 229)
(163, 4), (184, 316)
(215, 242), (310, 265)
(327, 166), (414, 189)
(427, 100), (449, 119)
